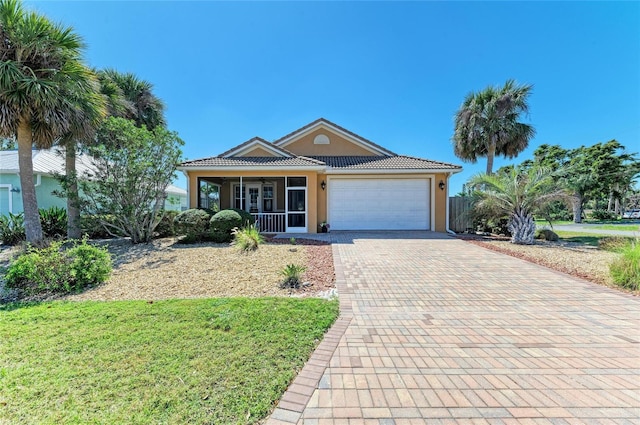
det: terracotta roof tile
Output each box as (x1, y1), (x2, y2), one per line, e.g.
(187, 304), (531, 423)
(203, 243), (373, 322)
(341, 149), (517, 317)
(180, 156), (324, 167)
(310, 155), (462, 170)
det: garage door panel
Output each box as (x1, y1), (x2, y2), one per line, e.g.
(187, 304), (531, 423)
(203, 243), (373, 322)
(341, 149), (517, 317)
(329, 179), (430, 230)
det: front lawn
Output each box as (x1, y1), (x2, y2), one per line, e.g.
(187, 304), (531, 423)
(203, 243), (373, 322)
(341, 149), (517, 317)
(0, 298), (338, 424)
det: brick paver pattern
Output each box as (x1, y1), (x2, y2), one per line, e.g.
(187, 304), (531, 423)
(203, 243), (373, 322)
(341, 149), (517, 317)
(267, 232), (640, 425)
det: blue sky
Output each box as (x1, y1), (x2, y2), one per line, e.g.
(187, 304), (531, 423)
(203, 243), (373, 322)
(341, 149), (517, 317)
(28, 1), (640, 192)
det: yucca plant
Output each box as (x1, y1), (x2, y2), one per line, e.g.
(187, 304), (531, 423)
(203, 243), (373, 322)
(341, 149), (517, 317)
(280, 264), (306, 289)
(0, 212), (26, 245)
(231, 224), (264, 252)
(39, 207), (68, 239)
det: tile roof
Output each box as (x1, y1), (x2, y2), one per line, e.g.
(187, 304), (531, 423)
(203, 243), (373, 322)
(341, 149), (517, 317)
(217, 137), (296, 158)
(180, 156), (325, 167)
(311, 155), (462, 170)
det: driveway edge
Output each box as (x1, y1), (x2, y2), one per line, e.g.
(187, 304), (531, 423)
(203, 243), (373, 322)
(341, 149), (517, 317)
(265, 243), (351, 425)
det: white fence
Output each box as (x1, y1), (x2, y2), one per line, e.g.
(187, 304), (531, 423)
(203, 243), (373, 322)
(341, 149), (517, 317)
(252, 213), (286, 233)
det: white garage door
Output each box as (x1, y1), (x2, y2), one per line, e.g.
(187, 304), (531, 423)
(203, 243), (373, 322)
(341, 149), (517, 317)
(328, 178), (430, 230)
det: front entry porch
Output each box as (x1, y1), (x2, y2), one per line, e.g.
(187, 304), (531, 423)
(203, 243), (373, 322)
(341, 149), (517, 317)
(197, 176), (309, 233)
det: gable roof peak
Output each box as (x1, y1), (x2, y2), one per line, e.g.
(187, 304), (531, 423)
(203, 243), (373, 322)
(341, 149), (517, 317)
(219, 136), (293, 158)
(273, 118), (396, 156)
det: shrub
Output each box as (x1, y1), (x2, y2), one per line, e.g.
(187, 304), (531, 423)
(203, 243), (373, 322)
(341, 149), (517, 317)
(229, 208), (254, 227)
(39, 206), (67, 239)
(210, 209), (245, 243)
(609, 241), (640, 291)
(535, 229), (559, 241)
(231, 224), (264, 252)
(590, 209), (617, 221)
(155, 210), (179, 238)
(174, 209), (211, 243)
(5, 240), (112, 295)
(80, 214), (123, 239)
(0, 212), (25, 245)
(280, 264), (306, 289)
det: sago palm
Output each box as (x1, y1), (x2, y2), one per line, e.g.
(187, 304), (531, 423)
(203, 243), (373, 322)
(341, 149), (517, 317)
(453, 79), (536, 175)
(0, 0), (96, 243)
(470, 167), (567, 244)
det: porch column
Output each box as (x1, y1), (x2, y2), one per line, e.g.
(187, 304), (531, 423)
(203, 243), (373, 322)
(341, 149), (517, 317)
(239, 175), (243, 210)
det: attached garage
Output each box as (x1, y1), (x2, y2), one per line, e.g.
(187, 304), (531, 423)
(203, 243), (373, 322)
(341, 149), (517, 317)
(328, 178), (431, 230)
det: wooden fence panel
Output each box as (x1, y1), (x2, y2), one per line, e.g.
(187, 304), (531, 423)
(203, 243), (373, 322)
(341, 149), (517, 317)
(449, 196), (473, 233)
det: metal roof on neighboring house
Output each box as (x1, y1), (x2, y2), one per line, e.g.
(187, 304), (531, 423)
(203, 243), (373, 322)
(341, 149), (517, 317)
(0, 149), (187, 195)
(0, 149), (96, 176)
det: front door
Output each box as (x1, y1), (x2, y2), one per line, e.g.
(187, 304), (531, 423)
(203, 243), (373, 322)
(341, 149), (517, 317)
(246, 183), (261, 213)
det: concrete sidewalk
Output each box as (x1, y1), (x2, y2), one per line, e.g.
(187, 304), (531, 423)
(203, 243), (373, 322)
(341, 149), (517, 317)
(267, 231), (640, 424)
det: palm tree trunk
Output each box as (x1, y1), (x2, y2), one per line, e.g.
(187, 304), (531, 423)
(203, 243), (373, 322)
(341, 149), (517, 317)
(17, 120), (44, 244)
(486, 141), (496, 175)
(65, 143), (82, 239)
(508, 208), (536, 244)
(572, 194), (583, 223)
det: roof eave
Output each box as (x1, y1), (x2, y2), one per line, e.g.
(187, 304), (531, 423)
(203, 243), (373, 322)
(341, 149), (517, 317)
(177, 165), (327, 172)
(325, 168), (463, 174)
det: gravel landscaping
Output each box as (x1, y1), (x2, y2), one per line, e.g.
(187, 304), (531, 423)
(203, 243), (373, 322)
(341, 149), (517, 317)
(0, 238), (335, 302)
(460, 236), (637, 294)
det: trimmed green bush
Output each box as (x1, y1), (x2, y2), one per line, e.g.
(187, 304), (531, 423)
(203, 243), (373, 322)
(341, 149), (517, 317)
(231, 224), (264, 251)
(609, 241), (640, 291)
(5, 240), (112, 295)
(80, 214), (123, 239)
(174, 209), (211, 243)
(229, 208), (254, 228)
(39, 206), (67, 239)
(535, 229), (559, 241)
(0, 212), (25, 245)
(155, 210), (179, 238)
(210, 209), (253, 243)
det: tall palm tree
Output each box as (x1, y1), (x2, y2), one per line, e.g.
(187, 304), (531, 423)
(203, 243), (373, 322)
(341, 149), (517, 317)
(59, 79), (106, 239)
(453, 79), (536, 175)
(470, 167), (567, 244)
(98, 69), (166, 130)
(0, 0), (95, 243)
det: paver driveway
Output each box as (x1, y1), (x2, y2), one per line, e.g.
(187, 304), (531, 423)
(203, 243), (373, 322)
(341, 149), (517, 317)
(268, 232), (640, 425)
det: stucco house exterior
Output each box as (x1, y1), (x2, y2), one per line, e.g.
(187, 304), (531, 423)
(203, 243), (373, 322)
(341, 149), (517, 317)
(0, 149), (187, 216)
(179, 118), (462, 233)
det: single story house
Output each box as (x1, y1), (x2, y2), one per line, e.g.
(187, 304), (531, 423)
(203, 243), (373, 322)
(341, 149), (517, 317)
(0, 149), (187, 216)
(178, 118), (462, 233)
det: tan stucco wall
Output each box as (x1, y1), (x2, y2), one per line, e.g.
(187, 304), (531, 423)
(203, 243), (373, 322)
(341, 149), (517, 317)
(186, 170), (318, 233)
(280, 127), (379, 157)
(186, 170), (451, 233)
(238, 147), (277, 157)
(434, 172), (448, 233)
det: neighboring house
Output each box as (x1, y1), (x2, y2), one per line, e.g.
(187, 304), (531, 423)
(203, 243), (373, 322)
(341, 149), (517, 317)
(178, 118), (462, 233)
(0, 149), (187, 216)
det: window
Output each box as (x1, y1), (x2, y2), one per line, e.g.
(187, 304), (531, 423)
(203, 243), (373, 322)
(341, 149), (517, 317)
(234, 185), (246, 210)
(263, 185), (274, 212)
(287, 177), (306, 187)
(198, 180), (220, 211)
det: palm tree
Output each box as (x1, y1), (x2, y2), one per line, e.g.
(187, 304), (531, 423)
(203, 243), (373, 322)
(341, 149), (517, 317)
(453, 79), (536, 175)
(62, 69), (165, 239)
(59, 80), (106, 239)
(98, 69), (165, 130)
(470, 167), (567, 244)
(0, 0), (98, 243)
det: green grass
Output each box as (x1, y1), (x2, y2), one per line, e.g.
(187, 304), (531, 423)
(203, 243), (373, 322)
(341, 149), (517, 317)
(590, 224), (640, 232)
(0, 298), (339, 424)
(554, 230), (602, 246)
